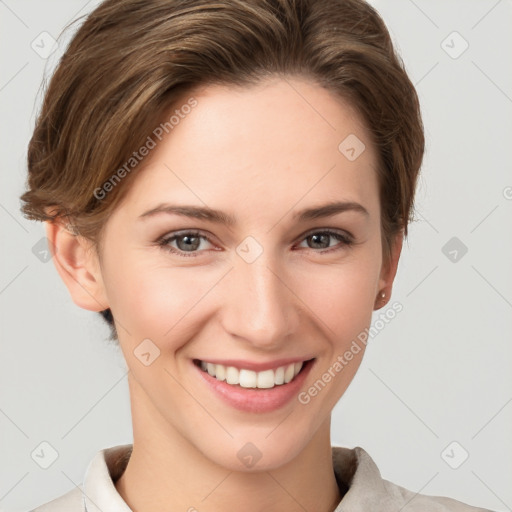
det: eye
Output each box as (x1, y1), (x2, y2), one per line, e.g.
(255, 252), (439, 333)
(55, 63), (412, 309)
(156, 229), (354, 258)
(157, 230), (215, 257)
(295, 229), (354, 254)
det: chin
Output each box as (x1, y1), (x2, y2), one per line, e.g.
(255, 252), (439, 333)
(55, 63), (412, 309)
(197, 428), (312, 473)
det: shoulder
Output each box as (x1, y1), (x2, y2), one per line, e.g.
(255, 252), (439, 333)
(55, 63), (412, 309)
(28, 443), (132, 512)
(332, 445), (495, 511)
(29, 486), (84, 512)
(382, 477), (494, 511)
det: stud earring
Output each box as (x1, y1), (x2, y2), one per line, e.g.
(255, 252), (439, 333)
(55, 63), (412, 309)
(375, 291), (386, 308)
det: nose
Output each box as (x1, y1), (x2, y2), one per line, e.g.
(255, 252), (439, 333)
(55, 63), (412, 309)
(220, 249), (299, 350)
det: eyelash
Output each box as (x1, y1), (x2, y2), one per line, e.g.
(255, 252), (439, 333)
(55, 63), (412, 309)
(156, 229), (355, 258)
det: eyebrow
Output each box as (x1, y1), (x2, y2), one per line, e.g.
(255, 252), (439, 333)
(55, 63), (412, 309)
(139, 200), (369, 226)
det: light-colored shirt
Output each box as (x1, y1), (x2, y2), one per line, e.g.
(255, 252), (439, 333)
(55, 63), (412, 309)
(30, 444), (494, 511)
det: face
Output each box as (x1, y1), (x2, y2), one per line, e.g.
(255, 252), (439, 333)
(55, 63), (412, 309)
(63, 77), (400, 471)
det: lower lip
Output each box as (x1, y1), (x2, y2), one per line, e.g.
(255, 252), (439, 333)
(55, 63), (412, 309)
(193, 359), (316, 413)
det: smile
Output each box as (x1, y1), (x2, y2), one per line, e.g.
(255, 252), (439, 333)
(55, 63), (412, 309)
(193, 358), (313, 389)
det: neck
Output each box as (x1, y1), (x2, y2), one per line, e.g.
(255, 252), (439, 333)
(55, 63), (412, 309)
(115, 376), (343, 512)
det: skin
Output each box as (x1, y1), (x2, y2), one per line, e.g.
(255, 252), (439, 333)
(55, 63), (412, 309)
(46, 76), (402, 512)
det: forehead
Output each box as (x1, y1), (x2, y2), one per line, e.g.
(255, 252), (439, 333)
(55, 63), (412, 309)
(182, 76), (374, 155)
(115, 77), (379, 223)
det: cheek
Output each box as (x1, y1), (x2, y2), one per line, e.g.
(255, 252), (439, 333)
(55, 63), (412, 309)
(295, 251), (380, 336)
(102, 253), (206, 345)
(104, 237), (381, 350)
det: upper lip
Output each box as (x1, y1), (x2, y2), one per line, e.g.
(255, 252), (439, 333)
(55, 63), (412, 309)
(194, 357), (315, 372)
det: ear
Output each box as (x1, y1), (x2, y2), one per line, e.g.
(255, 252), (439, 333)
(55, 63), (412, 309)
(44, 216), (109, 312)
(374, 230), (403, 310)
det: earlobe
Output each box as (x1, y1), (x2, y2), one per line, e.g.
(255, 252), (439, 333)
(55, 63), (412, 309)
(44, 219), (109, 312)
(374, 231), (404, 310)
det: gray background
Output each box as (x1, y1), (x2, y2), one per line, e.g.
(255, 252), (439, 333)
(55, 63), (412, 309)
(1, 0), (511, 510)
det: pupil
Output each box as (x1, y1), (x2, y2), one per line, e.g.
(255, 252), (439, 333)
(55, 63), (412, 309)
(180, 235), (199, 251)
(311, 234), (328, 249)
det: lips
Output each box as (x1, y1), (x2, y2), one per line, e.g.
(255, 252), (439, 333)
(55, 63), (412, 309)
(193, 357), (316, 413)
(193, 358), (312, 389)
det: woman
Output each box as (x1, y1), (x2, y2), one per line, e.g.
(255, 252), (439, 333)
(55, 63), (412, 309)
(20, 0), (495, 510)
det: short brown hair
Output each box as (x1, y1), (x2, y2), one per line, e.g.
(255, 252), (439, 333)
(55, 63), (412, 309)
(20, 0), (425, 342)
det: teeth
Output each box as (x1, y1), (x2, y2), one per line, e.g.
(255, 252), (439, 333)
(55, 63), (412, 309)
(207, 362), (216, 376)
(215, 364), (226, 382)
(198, 360), (305, 389)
